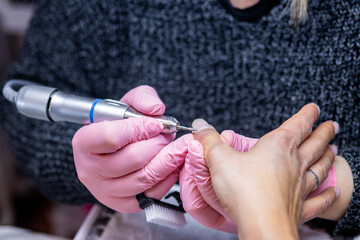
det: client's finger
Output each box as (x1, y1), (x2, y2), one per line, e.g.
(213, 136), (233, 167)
(278, 103), (320, 147)
(192, 119), (234, 169)
(304, 145), (336, 196)
(301, 187), (338, 224)
(220, 130), (258, 152)
(298, 121), (337, 169)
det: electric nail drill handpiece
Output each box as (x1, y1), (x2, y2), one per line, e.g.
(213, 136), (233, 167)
(2, 80), (195, 133)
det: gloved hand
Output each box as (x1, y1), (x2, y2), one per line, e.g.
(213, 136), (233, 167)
(73, 85), (189, 213)
(180, 124), (257, 233)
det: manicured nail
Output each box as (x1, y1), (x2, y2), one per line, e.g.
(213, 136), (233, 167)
(330, 145), (338, 155)
(315, 104), (320, 115)
(192, 119), (213, 132)
(333, 121), (340, 135)
(335, 188), (340, 198)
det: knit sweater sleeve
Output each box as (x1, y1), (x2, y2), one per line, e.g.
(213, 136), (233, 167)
(0, 0), (96, 204)
(333, 146), (360, 235)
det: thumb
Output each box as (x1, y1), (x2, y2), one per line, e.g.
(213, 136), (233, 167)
(120, 85), (165, 115)
(192, 119), (233, 169)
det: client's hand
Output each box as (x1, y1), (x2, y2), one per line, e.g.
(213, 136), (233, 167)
(192, 103), (338, 239)
(180, 126), (338, 233)
(222, 130), (339, 224)
(180, 132), (257, 233)
(72, 86), (190, 213)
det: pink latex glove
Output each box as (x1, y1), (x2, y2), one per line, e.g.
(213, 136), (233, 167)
(180, 129), (257, 233)
(73, 85), (190, 213)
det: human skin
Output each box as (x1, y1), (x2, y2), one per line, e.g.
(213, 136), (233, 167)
(193, 103), (337, 239)
(317, 155), (354, 221)
(179, 131), (338, 232)
(220, 130), (354, 223)
(180, 123), (342, 232)
(221, 0), (355, 224)
(230, 0), (260, 9)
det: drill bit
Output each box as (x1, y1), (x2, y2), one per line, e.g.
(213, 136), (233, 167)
(177, 125), (197, 132)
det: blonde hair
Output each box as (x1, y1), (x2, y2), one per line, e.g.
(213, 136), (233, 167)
(289, 0), (309, 26)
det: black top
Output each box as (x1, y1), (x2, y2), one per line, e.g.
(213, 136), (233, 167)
(220, 0), (280, 21)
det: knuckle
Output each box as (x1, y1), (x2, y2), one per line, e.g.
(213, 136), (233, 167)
(301, 210), (312, 222)
(312, 137), (323, 153)
(103, 123), (122, 150)
(131, 118), (144, 136)
(138, 165), (160, 187)
(273, 128), (289, 139)
(131, 117), (157, 140)
(182, 200), (195, 213)
(272, 129), (297, 151)
(324, 122), (335, 138)
(299, 112), (314, 132)
(318, 164), (329, 180)
(205, 143), (226, 167)
(182, 133), (195, 144)
(319, 196), (331, 213)
(320, 147), (334, 168)
(183, 199), (210, 224)
(181, 195), (199, 213)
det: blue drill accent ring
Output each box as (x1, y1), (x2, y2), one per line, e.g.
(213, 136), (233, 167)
(89, 99), (101, 123)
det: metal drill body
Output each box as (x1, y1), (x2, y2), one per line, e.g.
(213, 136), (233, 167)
(3, 80), (195, 133)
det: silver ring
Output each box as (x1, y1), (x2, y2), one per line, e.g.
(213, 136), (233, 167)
(307, 169), (319, 191)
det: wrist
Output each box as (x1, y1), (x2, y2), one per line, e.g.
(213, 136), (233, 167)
(236, 213), (298, 240)
(232, 199), (299, 239)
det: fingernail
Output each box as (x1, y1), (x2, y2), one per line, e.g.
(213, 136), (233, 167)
(192, 119), (213, 132)
(330, 145), (338, 155)
(335, 188), (340, 198)
(315, 104), (320, 115)
(333, 121), (340, 135)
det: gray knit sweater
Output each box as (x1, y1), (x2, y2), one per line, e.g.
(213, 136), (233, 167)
(0, 0), (359, 235)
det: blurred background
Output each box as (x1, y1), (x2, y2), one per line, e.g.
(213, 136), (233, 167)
(0, 0), (87, 238)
